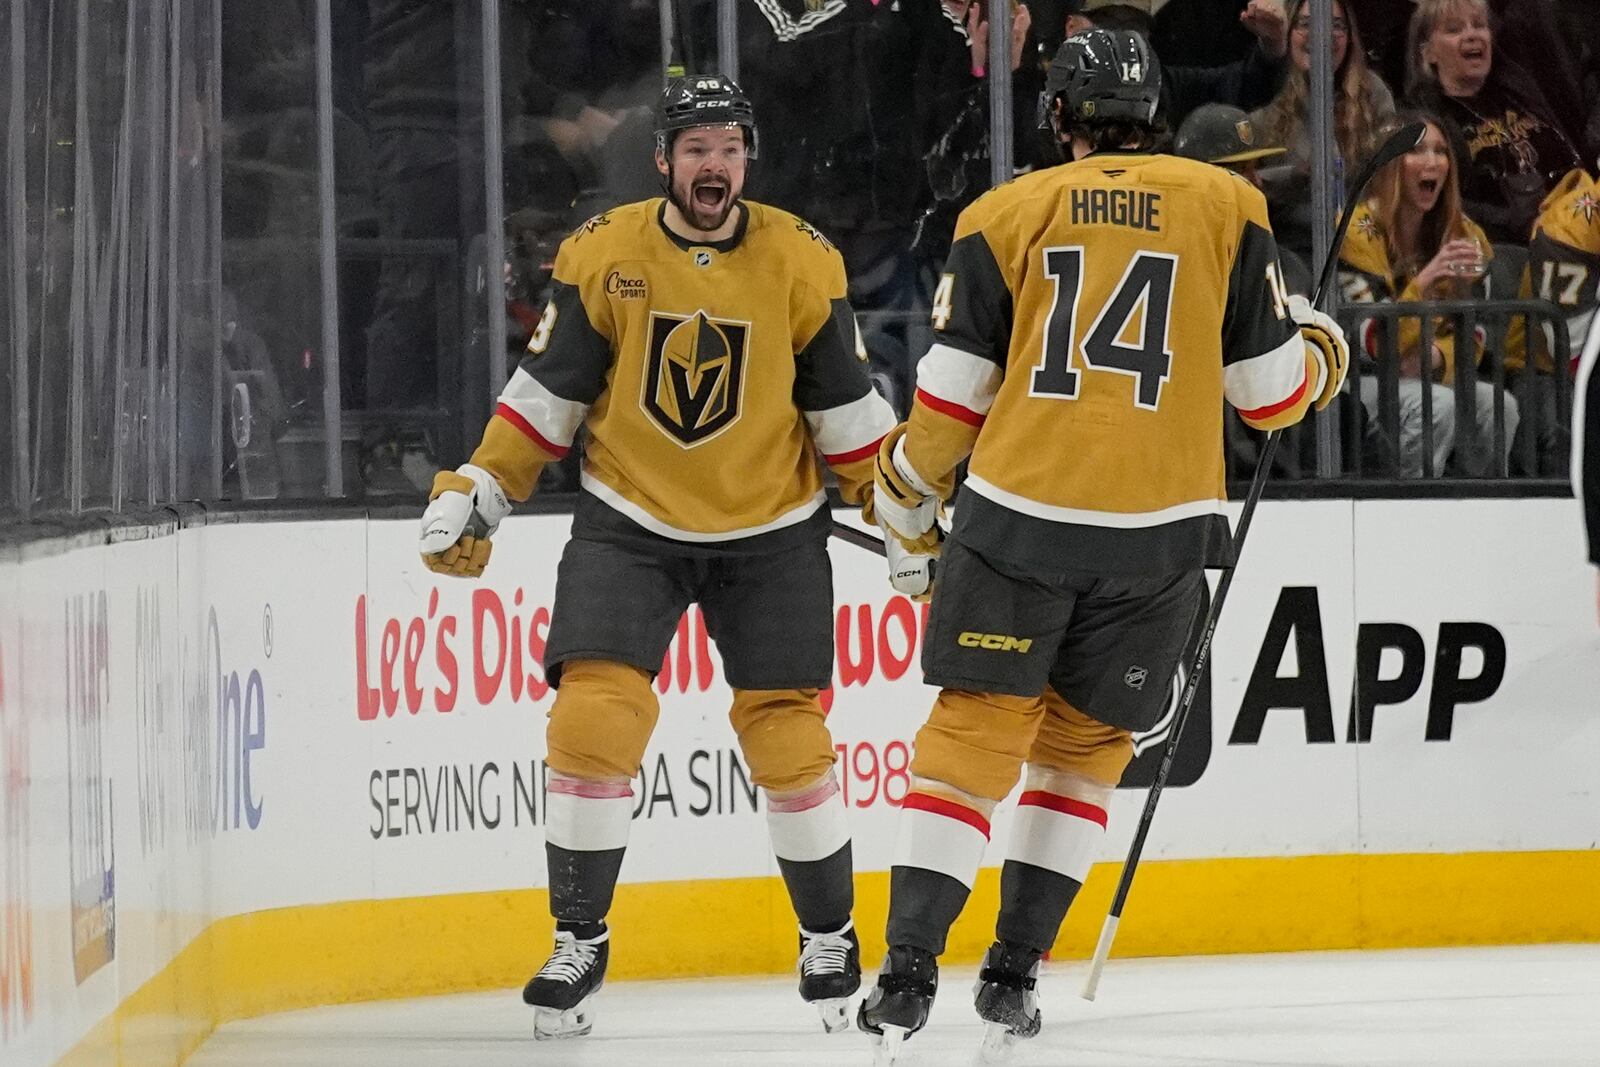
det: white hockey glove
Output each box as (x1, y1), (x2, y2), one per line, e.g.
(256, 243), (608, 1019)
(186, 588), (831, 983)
(419, 463), (512, 578)
(872, 425), (939, 542)
(884, 530), (939, 601)
(1287, 294), (1349, 411)
(867, 425), (944, 601)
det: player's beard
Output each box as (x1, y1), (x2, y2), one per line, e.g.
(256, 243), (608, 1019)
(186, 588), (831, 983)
(669, 169), (741, 234)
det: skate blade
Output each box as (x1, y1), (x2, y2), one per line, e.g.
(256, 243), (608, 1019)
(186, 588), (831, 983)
(977, 1021), (1019, 1063)
(871, 1024), (911, 1066)
(532, 994), (596, 1040)
(816, 996), (852, 1034)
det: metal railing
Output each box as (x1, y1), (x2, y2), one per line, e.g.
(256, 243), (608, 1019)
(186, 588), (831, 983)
(1227, 299), (1575, 482)
(1347, 299), (1571, 479)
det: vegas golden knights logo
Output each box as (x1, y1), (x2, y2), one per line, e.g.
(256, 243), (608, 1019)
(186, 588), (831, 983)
(642, 310), (749, 446)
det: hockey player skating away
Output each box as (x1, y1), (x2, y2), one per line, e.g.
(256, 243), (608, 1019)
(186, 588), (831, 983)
(418, 74), (896, 1038)
(855, 29), (1349, 1063)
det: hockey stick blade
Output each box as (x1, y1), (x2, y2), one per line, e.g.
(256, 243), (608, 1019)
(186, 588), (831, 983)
(1081, 120), (1426, 1004)
(830, 519), (887, 557)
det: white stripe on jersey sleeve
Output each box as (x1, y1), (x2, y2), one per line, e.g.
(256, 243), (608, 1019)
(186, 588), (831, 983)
(916, 342), (1004, 416)
(803, 390), (896, 463)
(1222, 331), (1308, 416)
(497, 367), (589, 451)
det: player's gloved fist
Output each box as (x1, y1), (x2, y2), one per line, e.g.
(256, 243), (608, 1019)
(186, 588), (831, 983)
(1287, 294), (1349, 411)
(419, 463), (513, 578)
(871, 424), (939, 542)
(885, 529), (940, 601)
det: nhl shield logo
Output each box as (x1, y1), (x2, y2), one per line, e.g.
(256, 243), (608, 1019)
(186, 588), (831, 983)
(1124, 665), (1148, 690)
(642, 310), (749, 446)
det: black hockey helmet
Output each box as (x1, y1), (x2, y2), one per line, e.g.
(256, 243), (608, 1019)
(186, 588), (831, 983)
(1043, 28), (1162, 129)
(655, 73), (758, 160)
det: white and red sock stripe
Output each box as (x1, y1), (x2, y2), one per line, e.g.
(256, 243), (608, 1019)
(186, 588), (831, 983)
(892, 790), (991, 890)
(766, 773), (851, 863)
(1006, 785), (1108, 883)
(545, 773), (633, 852)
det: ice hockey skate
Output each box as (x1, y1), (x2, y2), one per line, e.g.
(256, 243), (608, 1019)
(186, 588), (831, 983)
(856, 945), (938, 1065)
(522, 928), (609, 1039)
(972, 940), (1043, 1062)
(797, 921), (862, 1033)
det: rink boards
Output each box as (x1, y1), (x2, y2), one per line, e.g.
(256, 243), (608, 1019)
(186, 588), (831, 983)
(2, 499), (1598, 1067)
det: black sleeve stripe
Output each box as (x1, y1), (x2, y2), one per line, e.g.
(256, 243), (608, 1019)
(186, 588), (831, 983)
(938, 231), (1013, 369)
(794, 296), (875, 411)
(517, 280), (612, 405)
(1221, 219), (1299, 368)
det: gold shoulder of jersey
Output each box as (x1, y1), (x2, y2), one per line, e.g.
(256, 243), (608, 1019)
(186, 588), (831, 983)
(1203, 162), (1272, 230)
(1339, 203), (1389, 275)
(1534, 170), (1600, 249)
(745, 200), (842, 257)
(565, 200), (655, 249)
(555, 200), (655, 280)
(954, 171), (1049, 235)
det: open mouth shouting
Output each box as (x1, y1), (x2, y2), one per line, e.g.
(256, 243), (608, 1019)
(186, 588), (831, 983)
(688, 177), (731, 225)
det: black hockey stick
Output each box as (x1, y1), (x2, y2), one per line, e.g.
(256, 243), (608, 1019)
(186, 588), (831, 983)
(831, 518), (887, 556)
(1079, 121), (1425, 1001)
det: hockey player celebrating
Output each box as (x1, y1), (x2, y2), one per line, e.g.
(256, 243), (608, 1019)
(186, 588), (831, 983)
(855, 29), (1349, 1061)
(418, 74), (896, 1038)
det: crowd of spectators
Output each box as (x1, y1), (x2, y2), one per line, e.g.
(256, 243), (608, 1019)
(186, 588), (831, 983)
(217, 0), (1600, 496)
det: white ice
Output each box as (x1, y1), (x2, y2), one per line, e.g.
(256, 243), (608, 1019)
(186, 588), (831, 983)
(187, 944), (1600, 1066)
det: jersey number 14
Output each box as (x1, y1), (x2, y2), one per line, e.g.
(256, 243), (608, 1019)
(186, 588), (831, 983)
(1030, 246), (1176, 410)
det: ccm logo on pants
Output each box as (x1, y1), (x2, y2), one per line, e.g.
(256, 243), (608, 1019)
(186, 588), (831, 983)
(957, 632), (1033, 653)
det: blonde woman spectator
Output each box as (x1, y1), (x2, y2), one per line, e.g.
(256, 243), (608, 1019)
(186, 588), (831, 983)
(1405, 0), (1584, 243)
(1250, 0), (1395, 259)
(1340, 113), (1519, 476)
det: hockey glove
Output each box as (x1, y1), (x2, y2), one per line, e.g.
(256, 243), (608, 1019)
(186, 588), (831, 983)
(885, 530), (939, 601)
(419, 463), (513, 578)
(1288, 294), (1349, 411)
(872, 425), (940, 542)
(863, 427), (944, 601)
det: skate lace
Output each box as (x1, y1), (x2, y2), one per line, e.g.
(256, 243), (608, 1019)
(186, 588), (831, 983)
(536, 934), (601, 986)
(799, 931), (853, 978)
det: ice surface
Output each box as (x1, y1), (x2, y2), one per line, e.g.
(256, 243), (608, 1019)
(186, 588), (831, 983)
(186, 944), (1600, 1066)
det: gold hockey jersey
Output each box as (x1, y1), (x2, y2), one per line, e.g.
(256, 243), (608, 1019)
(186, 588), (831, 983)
(1338, 201), (1494, 384)
(903, 152), (1319, 575)
(469, 198), (895, 551)
(1507, 168), (1600, 374)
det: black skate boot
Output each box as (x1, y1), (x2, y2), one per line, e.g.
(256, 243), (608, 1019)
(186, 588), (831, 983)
(797, 921), (862, 1033)
(972, 940), (1043, 1063)
(856, 945), (939, 1065)
(522, 927), (609, 1039)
